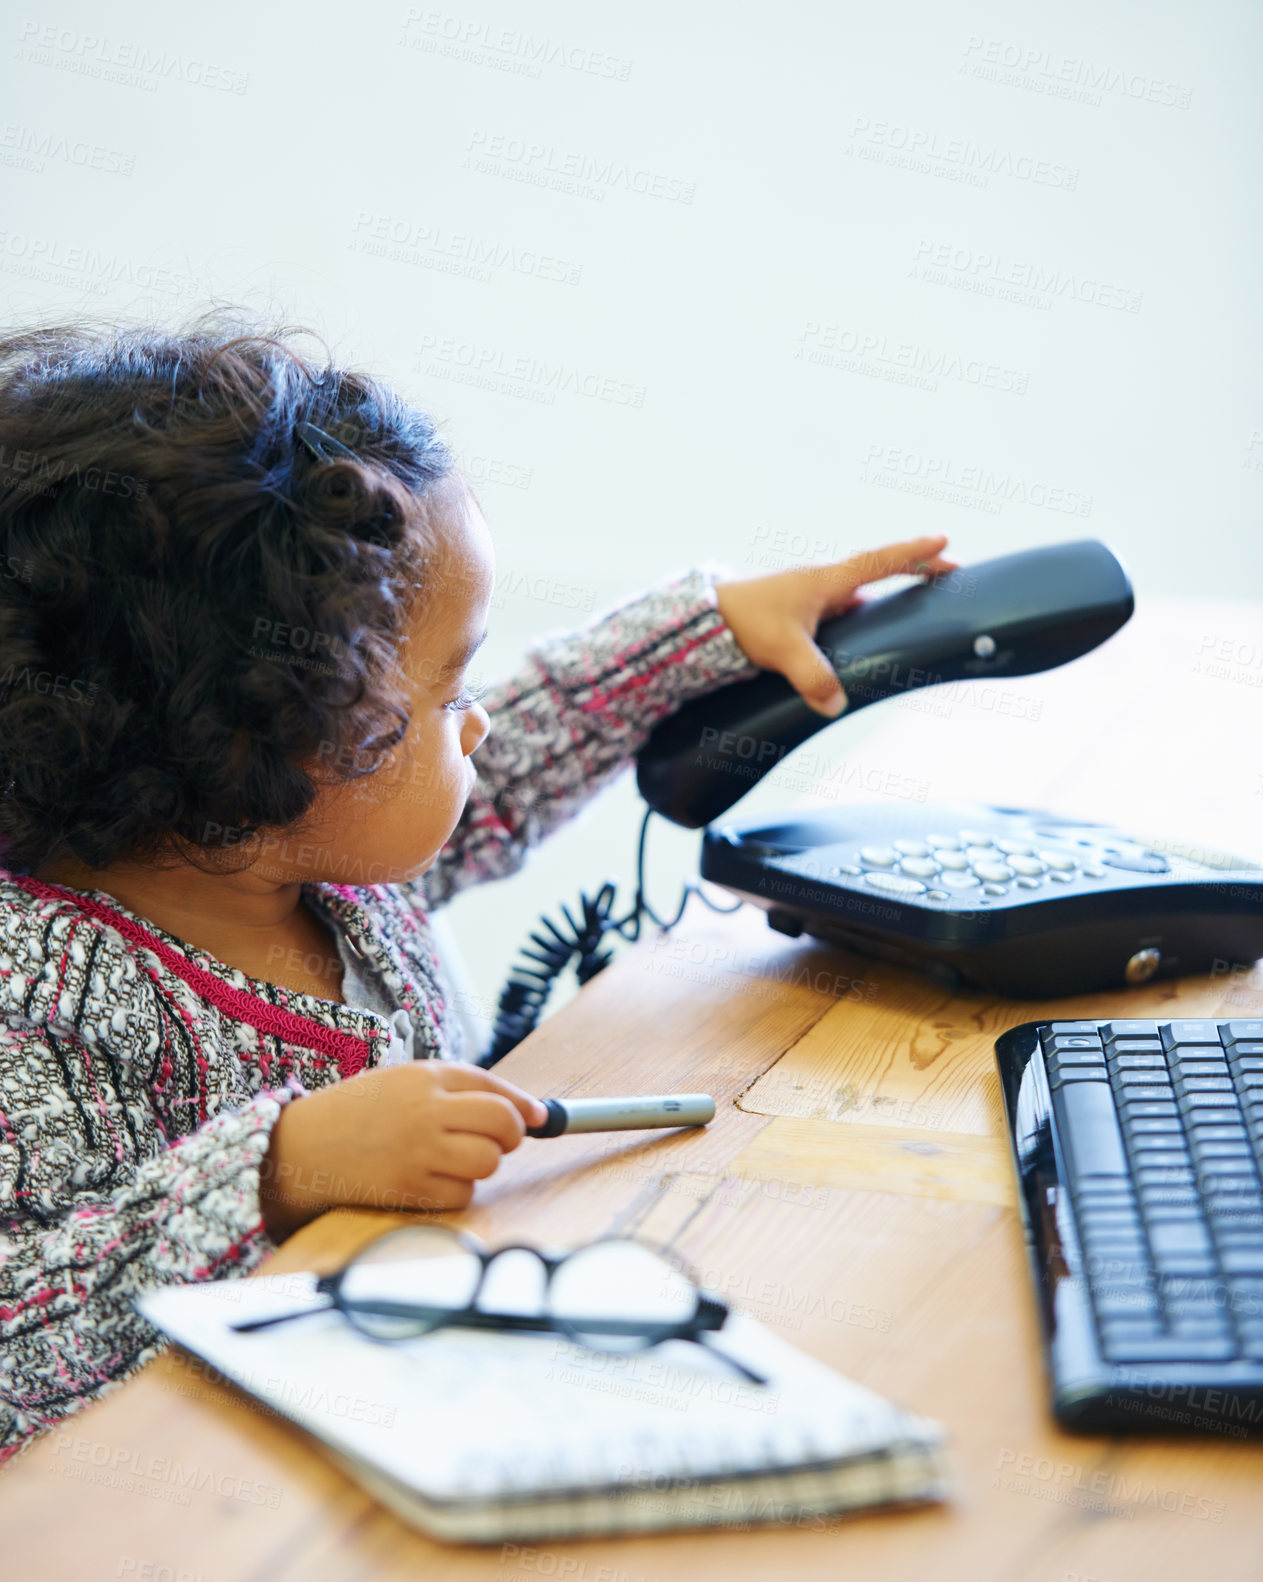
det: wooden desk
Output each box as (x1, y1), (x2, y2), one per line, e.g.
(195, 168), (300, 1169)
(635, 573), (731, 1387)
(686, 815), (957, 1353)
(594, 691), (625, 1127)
(5, 598), (1263, 1582)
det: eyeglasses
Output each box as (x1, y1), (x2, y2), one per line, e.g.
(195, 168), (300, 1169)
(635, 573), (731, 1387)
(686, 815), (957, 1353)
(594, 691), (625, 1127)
(231, 1225), (767, 1385)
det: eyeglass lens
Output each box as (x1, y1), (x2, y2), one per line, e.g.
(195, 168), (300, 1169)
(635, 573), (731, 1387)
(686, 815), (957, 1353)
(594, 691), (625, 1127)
(550, 1241), (698, 1351)
(338, 1225), (482, 1340)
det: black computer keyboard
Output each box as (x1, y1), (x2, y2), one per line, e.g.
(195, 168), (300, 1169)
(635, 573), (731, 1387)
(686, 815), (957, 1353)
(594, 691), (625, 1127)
(995, 1017), (1263, 1434)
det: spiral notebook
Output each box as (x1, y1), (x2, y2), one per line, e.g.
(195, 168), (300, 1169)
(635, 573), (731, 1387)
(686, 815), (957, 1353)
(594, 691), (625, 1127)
(138, 1269), (948, 1543)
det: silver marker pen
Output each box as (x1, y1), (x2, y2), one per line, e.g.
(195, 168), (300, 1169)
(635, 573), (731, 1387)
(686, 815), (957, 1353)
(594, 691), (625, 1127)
(525, 1094), (716, 1138)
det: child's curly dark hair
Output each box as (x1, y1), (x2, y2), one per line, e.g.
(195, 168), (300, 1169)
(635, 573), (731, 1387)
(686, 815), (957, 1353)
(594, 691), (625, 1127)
(0, 306), (457, 877)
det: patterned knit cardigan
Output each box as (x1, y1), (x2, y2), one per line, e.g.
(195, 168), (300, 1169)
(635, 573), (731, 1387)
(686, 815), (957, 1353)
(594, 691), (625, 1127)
(0, 567), (759, 1461)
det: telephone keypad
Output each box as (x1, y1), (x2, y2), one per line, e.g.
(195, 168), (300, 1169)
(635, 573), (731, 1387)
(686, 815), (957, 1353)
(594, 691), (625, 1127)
(796, 818), (1184, 909)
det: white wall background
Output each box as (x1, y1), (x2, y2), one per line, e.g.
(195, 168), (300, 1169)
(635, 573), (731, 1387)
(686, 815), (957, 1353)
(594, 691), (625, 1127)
(3, 1), (1260, 1042)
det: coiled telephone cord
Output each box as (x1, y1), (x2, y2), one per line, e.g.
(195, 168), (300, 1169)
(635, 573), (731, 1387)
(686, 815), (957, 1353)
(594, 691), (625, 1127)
(478, 806), (743, 1067)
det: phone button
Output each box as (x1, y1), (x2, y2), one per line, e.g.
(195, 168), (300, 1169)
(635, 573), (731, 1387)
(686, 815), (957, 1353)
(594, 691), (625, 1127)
(1102, 850), (1169, 874)
(939, 872), (980, 890)
(1008, 856), (1045, 877)
(859, 846), (899, 867)
(863, 872), (927, 895)
(900, 858), (940, 878)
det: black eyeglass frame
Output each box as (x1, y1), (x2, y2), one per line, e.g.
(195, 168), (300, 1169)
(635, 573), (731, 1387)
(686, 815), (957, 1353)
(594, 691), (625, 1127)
(232, 1226), (766, 1385)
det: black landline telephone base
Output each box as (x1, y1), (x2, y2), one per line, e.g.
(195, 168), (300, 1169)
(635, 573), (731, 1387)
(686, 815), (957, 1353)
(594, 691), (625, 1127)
(488, 542), (1260, 1060)
(701, 802), (1263, 999)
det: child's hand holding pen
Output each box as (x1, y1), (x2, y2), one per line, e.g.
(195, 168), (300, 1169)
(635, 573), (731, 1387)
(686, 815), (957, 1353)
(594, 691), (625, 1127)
(260, 1063), (548, 1240)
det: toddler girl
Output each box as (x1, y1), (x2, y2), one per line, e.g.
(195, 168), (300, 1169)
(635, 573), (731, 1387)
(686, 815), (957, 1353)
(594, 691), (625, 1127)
(0, 310), (952, 1458)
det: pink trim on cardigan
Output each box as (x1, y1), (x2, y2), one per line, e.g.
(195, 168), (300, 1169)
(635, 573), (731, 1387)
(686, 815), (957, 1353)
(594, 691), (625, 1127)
(6, 875), (374, 1079)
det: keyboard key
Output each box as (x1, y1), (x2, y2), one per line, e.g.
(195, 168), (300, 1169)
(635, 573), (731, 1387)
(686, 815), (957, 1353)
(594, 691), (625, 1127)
(1102, 1021), (1162, 1040)
(1226, 1277), (1263, 1318)
(1176, 1077), (1236, 1094)
(1138, 1187), (1202, 1210)
(1098, 1319), (1164, 1348)
(1178, 1094), (1241, 1112)
(1225, 1022), (1263, 1042)
(1194, 1142), (1255, 1160)
(1142, 1205), (1204, 1225)
(1161, 1022), (1224, 1048)
(1052, 1082), (1128, 1178)
(1137, 1167), (1197, 1189)
(1079, 1201), (1142, 1222)
(1101, 1334), (1236, 1362)
(1125, 1117), (1185, 1136)
(1176, 1061), (1231, 1078)
(1050, 1069), (1111, 1089)
(1120, 1101), (1179, 1121)
(1130, 1151), (1191, 1170)
(1077, 1197), (1141, 1221)
(1221, 1248), (1263, 1275)
(1168, 1318), (1234, 1342)
(1234, 1058), (1263, 1074)
(1045, 1034), (1104, 1052)
(1215, 1231), (1263, 1254)
(1235, 1071), (1263, 1088)
(1049, 1061), (1110, 1081)
(1199, 1158), (1260, 1178)
(1188, 1118), (1248, 1139)
(1209, 1210), (1263, 1236)
(1165, 1294), (1227, 1321)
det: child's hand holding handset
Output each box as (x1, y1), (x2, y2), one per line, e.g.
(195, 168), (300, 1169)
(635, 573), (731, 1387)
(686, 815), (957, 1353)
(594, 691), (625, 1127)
(260, 1063), (548, 1240)
(713, 534), (957, 718)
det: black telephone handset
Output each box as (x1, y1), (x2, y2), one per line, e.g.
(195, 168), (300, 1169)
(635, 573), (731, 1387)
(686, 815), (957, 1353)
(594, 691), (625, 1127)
(636, 539), (1134, 829)
(631, 539), (1263, 998)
